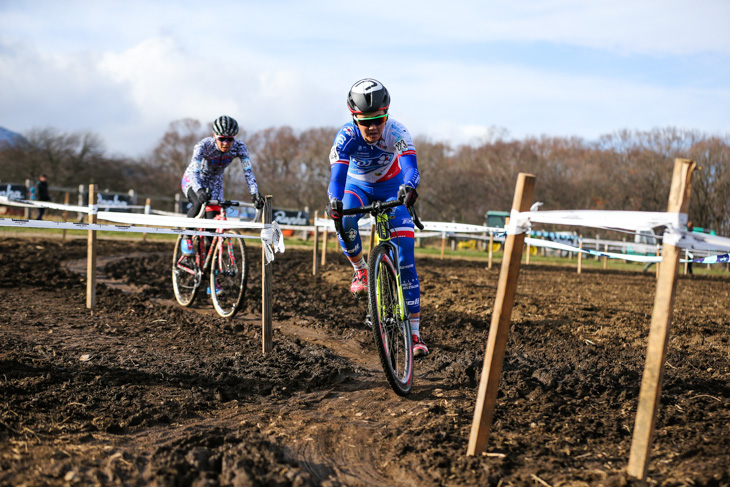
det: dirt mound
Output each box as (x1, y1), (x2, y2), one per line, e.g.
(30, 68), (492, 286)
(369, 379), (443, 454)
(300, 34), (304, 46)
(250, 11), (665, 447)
(0, 236), (728, 486)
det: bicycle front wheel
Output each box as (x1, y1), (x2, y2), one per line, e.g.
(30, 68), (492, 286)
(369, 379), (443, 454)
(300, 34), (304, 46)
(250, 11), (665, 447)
(172, 234), (202, 307)
(210, 232), (248, 318)
(368, 244), (413, 396)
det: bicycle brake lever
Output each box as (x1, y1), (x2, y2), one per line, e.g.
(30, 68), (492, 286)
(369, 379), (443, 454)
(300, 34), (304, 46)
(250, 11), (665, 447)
(334, 218), (350, 244)
(409, 206), (425, 230)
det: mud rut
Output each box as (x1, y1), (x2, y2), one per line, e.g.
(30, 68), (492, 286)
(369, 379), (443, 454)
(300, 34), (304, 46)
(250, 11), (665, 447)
(0, 236), (728, 486)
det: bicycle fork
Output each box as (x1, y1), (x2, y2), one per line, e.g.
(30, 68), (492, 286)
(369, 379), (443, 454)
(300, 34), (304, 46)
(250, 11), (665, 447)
(371, 244), (410, 356)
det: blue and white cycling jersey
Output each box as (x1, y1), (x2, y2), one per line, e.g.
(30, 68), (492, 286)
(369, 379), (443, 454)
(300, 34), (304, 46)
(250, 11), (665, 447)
(327, 118), (419, 200)
(327, 117), (422, 315)
(181, 137), (259, 200)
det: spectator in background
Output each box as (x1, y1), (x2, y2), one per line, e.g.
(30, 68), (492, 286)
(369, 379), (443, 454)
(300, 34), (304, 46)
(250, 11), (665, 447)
(35, 174), (51, 220)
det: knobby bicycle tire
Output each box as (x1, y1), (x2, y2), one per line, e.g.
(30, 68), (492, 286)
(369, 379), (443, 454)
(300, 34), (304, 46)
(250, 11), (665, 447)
(210, 231), (248, 318)
(368, 244), (414, 396)
(172, 234), (202, 307)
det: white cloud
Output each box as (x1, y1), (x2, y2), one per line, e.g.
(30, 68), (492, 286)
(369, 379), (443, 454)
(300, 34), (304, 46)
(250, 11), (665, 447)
(0, 0), (728, 157)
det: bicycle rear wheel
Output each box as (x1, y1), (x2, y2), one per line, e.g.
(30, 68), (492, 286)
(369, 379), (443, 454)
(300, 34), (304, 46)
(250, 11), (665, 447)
(368, 244), (413, 396)
(172, 234), (202, 306)
(210, 232), (248, 318)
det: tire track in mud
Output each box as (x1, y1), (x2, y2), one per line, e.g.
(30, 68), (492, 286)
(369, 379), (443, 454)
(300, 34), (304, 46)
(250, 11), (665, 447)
(64, 252), (425, 486)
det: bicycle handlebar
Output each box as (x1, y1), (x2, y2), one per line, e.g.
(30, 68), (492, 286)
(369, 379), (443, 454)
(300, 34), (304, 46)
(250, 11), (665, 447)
(207, 200), (240, 208)
(194, 200), (240, 219)
(333, 198), (424, 243)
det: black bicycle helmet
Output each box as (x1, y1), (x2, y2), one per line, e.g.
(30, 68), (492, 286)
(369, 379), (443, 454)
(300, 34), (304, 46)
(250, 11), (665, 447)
(212, 115), (239, 136)
(347, 79), (390, 114)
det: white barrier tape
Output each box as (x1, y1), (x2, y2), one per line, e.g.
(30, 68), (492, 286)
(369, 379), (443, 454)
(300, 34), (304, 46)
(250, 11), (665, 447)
(261, 221), (286, 264)
(664, 229), (730, 252)
(90, 204), (98, 215)
(0, 217), (259, 240)
(419, 221), (502, 234)
(151, 209), (185, 217)
(0, 198), (144, 213)
(415, 231), (445, 238)
(96, 211), (265, 230)
(506, 208), (687, 236)
(0, 196), (91, 213)
(314, 217), (501, 235)
(507, 208), (531, 235)
(447, 232), (507, 242)
(525, 237), (662, 263)
(315, 217), (373, 230)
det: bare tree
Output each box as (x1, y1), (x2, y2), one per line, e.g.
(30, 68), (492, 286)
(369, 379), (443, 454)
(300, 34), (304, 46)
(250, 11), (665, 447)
(140, 119), (211, 199)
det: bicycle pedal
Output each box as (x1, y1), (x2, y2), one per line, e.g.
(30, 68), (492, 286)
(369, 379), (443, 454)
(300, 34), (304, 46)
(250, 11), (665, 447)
(365, 314), (373, 329)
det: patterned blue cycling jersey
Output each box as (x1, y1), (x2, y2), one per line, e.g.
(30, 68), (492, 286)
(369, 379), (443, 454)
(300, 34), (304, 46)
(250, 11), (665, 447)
(181, 137), (259, 201)
(327, 118), (419, 200)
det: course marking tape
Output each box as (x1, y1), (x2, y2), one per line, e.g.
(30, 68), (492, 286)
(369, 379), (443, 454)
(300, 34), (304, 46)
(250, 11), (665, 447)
(691, 253), (729, 264)
(525, 237), (662, 263)
(0, 217), (251, 239)
(5, 196), (730, 253)
(508, 208), (685, 235)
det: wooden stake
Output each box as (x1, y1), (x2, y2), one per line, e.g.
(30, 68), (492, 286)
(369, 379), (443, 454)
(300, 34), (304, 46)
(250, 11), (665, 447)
(440, 231), (446, 259)
(142, 198), (151, 242)
(627, 158), (697, 480)
(488, 233), (494, 270)
(261, 196), (273, 354)
(525, 241), (531, 265)
(62, 192), (70, 241)
(312, 210), (319, 277)
(86, 184), (97, 309)
(321, 215), (328, 267)
(577, 236), (583, 274)
(467, 172), (535, 456)
(603, 243), (608, 270)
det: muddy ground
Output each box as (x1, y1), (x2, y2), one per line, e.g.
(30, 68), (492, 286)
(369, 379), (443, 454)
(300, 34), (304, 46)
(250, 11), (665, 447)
(0, 235), (728, 486)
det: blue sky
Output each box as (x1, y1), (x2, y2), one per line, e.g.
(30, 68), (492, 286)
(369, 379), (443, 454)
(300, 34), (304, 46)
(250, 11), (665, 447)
(1, 0), (728, 157)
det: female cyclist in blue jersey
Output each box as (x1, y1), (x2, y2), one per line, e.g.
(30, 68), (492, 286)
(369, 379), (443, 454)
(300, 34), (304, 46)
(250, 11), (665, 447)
(179, 115), (264, 255)
(326, 79), (428, 357)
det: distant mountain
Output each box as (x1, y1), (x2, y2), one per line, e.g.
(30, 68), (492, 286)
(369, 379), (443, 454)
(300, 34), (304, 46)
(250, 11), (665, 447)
(0, 127), (25, 147)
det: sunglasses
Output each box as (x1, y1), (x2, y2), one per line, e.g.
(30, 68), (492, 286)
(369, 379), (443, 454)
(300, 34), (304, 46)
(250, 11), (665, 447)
(353, 113), (388, 127)
(216, 136), (235, 142)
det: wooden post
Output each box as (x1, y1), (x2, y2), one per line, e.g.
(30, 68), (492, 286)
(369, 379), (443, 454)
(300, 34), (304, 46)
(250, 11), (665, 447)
(261, 196), (273, 354)
(321, 215), (328, 267)
(627, 159), (697, 480)
(603, 243), (608, 270)
(440, 231), (446, 259)
(577, 236), (583, 274)
(142, 198), (151, 242)
(525, 241), (531, 265)
(86, 184), (97, 309)
(467, 173), (535, 456)
(488, 233), (494, 270)
(312, 210), (319, 277)
(655, 243), (661, 278)
(62, 192), (70, 241)
(24, 179), (31, 219)
(683, 249), (688, 275)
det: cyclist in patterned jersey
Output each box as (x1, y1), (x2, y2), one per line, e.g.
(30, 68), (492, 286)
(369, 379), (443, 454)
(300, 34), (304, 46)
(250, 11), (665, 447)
(179, 115), (264, 255)
(326, 79), (428, 357)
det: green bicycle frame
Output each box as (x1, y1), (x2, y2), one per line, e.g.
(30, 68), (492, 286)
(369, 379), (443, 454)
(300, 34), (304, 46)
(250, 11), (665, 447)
(373, 212), (409, 323)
